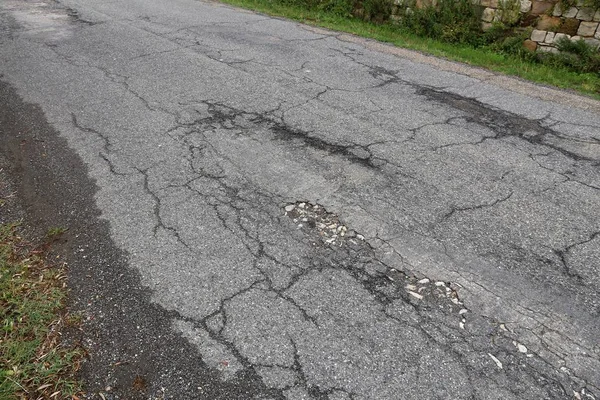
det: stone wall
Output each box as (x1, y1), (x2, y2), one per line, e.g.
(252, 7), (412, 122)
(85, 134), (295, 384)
(522, 1), (599, 52)
(390, 0), (600, 53)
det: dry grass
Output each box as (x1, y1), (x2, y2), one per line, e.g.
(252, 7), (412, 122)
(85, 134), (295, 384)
(0, 223), (83, 399)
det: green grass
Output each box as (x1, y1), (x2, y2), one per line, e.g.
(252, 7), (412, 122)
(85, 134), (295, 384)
(216, 0), (600, 99)
(0, 224), (82, 400)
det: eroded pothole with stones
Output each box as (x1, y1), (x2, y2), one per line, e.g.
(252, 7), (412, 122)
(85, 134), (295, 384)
(283, 201), (476, 332)
(283, 201), (364, 246)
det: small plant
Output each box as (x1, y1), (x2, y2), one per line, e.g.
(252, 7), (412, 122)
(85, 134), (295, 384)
(398, 0), (484, 45)
(539, 37), (600, 75)
(362, 0), (393, 21)
(557, 0), (600, 13)
(47, 226), (67, 238)
(318, 0), (355, 17)
(497, 0), (521, 25)
(0, 223), (83, 399)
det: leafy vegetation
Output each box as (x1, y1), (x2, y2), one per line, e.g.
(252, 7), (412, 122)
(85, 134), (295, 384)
(396, 0), (600, 76)
(399, 0), (484, 45)
(556, 0), (600, 14)
(0, 224), (83, 399)
(545, 37), (600, 74)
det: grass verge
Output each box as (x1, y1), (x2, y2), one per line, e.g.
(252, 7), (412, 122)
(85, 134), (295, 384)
(0, 223), (83, 399)
(215, 0), (600, 99)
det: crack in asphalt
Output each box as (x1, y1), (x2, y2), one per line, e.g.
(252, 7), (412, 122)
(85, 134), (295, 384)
(3, 1), (600, 398)
(440, 191), (514, 222)
(152, 102), (597, 397)
(63, 65), (600, 400)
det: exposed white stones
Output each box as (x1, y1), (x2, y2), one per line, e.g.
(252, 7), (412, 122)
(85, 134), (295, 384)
(408, 291), (424, 300)
(284, 202), (353, 246)
(513, 341), (528, 353)
(488, 353), (504, 369)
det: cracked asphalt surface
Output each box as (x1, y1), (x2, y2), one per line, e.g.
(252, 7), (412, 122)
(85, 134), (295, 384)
(1, 0), (600, 398)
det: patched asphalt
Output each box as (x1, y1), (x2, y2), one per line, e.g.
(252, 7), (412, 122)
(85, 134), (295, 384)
(1, 0), (599, 399)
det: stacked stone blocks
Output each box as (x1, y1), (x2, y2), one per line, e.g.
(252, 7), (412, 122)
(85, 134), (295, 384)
(526, 1), (600, 52)
(390, 0), (600, 52)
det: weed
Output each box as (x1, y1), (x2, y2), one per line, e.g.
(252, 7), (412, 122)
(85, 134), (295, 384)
(318, 0), (355, 17)
(539, 37), (600, 74)
(362, 0), (393, 21)
(497, 0), (521, 25)
(398, 0), (484, 45)
(46, 227), (67, 238)
(557, 0), (600, 13)
(0, 223), (83, 399)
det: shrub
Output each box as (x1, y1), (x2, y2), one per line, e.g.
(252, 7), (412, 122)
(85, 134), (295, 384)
(318, 0), (355, 16)
(398, 0), (484, 45)
(545, 37), (600, 74)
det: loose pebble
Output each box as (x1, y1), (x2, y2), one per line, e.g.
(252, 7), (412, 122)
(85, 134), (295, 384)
(459, 309), (468, 315)
(418, 278), (430, 284)
(408, 291), (423, 300)
(284, 202), (352, 246)
(488, 353), (503, 369)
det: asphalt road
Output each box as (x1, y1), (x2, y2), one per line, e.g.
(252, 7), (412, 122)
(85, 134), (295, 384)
(1, 0), (600, 398)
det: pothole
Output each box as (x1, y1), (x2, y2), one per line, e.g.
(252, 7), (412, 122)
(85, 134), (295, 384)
(283, 201), (363, 246)
(283, 201), (468, 329)
(2, 0), (95, 41)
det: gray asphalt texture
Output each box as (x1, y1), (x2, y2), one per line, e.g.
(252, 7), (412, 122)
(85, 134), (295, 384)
(1, 0), (599, 399)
